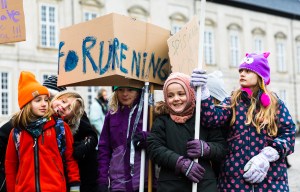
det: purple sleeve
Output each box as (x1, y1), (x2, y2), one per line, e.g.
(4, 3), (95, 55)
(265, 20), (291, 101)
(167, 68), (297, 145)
(97, 113), (112, 185)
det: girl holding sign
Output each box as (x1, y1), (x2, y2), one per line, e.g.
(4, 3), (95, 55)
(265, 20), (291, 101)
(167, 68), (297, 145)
(191, 52), (296, 191)
(147, 72), (227, 192)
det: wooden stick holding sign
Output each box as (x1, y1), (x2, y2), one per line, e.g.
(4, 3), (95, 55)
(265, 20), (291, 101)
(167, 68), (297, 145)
(193, 0), (206, 192)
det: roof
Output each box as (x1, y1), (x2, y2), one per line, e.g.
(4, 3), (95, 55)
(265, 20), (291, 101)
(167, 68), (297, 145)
(208, 0), (300, 20)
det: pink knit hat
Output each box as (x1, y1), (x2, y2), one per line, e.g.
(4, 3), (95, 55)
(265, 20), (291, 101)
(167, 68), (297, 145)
(239, 52), (271, 107)
(163, 72), (195, 123)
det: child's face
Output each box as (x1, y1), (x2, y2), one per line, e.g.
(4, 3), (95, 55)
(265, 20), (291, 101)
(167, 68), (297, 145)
(166, 83), (187, 112)
(31, 95), (49, 117)
(51, 96), (76, 119)
(116, 88), (139, 106)
(239, 69), (259, 89)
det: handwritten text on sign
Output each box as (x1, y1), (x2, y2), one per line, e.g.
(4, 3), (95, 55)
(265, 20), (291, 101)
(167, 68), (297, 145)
(59, 37), (169, 82)
(0, 0), (26, 43)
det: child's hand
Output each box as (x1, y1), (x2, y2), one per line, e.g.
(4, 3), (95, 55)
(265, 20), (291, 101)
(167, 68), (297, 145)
(191, 69), (210, 100)
(186, 139), (211, 159)
(175, 156), (205, 183)
(132, 131), (148, 150)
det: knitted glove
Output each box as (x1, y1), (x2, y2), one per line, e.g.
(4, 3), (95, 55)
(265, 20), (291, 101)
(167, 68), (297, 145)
(190, 69), (210, 100)
(70, 186), (80, 192)
(133, 131), (148, 150)
(243, 146), (279, 183)
(187, 139), (211, 159)
(175, 156), (205, 183)
(98, 184), (109, 192)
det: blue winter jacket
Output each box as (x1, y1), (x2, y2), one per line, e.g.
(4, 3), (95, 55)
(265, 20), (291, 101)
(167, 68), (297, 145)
(200, 91), (296, 191)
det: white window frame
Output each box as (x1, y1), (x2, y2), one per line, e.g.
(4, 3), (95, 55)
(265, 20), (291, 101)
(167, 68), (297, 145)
(84, 11), (98, 21)
(169, 13), (187, 35)
(297, 41), (300, 73)
(39, 3), (58, 48)
(279, 89), (287, 105)
(87, 86), (99, 115)
(254, 36), (264, 53)
(276, 40), (286, 72)
(0, 72), (11, 116)
(128, 6), (149, 22)
(229, 30), (240, 67)
(204, 27), (215, 65)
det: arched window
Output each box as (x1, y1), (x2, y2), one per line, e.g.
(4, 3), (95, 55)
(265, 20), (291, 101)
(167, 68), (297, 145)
(169, 12), (187, 35)
(252, 27), (265, 53)
(227, 23), (242, 67)
(127, 6), (149, 22)
(80, 0), (104, 21)
(204, 19), (216, 65)
(275, 32), (287, 72)
(296, 35), (300, 73)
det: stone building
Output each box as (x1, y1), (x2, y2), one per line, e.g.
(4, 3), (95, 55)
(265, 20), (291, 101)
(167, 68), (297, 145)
(0, 0), (299, 129)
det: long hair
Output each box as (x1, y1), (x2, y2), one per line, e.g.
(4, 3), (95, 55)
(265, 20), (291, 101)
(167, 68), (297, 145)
(230, 77), (278, 136)
(12, 100), (52, 129)
(109, 92), (119, 114)
(50, 91), (85, 132)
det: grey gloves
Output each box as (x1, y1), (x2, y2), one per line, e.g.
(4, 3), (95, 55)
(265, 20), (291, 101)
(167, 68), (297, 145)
(187, 139), (211, 159)
(243, 146), (279, 183)
(175, 156), (205, 183)
(190, 69), (210, 100)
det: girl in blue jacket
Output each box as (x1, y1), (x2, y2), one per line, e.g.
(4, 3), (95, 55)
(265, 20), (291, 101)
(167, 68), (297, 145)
(191, 52), (296, 191)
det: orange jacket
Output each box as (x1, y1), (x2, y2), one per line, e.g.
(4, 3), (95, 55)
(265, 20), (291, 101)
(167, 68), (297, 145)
(5, 116), (80, 192)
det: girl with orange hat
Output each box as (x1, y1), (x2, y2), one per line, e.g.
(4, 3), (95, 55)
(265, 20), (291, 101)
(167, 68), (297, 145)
(190, 52), (296, 191)
(5, 71), (80, 192)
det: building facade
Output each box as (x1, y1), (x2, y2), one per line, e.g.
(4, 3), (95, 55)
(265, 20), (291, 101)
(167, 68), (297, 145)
(0, 0), (299, 128)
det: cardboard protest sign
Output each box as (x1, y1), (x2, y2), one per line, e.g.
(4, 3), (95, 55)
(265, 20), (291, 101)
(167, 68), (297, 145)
(167, 16), (199, 75)
(58, 13), (171, 87)
(0, 0), (26, 43)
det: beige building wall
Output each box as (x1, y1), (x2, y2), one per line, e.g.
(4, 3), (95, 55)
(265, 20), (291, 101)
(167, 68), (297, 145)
(0, 0), (299, 127)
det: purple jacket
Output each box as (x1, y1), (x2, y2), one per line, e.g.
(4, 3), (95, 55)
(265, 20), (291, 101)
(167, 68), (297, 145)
(97, 103), (148, 191)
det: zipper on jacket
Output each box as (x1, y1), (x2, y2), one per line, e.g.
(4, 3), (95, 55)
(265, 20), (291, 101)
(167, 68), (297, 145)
(52, 158), (65, 181)
(33, 138), (41, 192)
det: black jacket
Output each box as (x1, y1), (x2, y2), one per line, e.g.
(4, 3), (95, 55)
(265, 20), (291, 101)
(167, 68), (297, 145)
(72, 112), (99, 192)
(0, 120), (13, 192)
(147, 114), (227, 192)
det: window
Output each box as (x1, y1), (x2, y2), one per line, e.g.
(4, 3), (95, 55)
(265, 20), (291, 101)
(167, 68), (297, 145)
(0, 72), (10, 116)
(252, 28), (265, 53)
(279, 89), (287, 105)
(84, 12), (98, 21)
(169, 13), (187, 35)
(296, 36), (300, 73)
(228, 24), (241, 67)
(275, 32), (287, 72)
(204, 20), (215, 65)
(87, 86), (99, 115)
(40, 4), (58, 48)
(128, 6), (149, 22)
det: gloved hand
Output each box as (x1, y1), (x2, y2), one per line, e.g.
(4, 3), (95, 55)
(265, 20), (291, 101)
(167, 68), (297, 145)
(133, 131), (148, 150)
(243, 146), (279, 183)
(175, 156), (205, 183)
(187, 139), (211, 159)
(70, 186), (80, 192)
(73, 137), (92, 160)
(190, 69), (210, 100)
(98, 184), (109, 192)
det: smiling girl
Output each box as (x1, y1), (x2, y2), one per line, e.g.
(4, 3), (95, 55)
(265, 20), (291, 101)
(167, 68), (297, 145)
(147, 72), (226, 192)
(5, 71), (80, 192)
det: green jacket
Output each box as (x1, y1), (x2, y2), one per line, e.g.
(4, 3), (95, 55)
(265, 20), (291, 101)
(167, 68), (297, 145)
(147, 114), (227, 192)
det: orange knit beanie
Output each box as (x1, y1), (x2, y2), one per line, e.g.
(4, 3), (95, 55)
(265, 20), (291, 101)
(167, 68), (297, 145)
(18, 71), (50, 109)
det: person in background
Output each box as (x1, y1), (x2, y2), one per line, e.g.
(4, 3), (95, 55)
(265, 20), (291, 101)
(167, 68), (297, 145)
(0, 75), (67, 192)
(50, 92), (99, 192)
(5, 71), (80, 192)
(191, 52), (296, 191)
(97, 86), (149, 192)
(147, 72), (227, 192)
(89, 88), (109, 138)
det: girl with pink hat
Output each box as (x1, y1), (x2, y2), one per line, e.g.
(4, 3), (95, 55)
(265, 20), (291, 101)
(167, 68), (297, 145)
(191, 52), (296, 191)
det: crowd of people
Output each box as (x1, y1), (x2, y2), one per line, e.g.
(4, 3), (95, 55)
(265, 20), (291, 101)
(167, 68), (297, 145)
(0, 51), (296, 192)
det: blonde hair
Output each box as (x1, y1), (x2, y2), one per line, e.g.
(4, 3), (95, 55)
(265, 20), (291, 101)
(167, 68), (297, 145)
(50, 91), (85, 131)
(109, 92), (119, 114)
(12, 99), (52, 129)
(229, 77), (278, 136)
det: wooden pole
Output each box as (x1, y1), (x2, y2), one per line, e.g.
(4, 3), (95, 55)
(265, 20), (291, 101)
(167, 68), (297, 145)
(147, 84), (154, 192)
